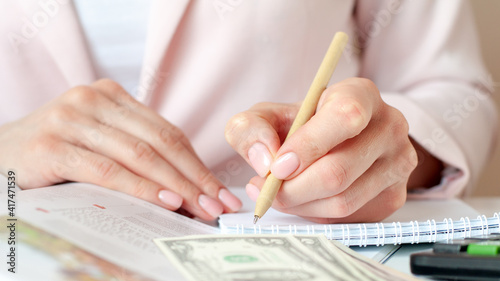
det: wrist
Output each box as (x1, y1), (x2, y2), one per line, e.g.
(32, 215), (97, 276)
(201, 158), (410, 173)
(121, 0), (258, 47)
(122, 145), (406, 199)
(407, 137), (444, 190)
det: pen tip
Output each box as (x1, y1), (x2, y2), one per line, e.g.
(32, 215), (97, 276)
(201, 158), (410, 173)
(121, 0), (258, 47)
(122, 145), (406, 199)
(253, 215), (259, 224)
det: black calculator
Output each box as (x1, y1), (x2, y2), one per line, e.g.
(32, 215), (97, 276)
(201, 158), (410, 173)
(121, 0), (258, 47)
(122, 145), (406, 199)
(410, 233), (500, 280)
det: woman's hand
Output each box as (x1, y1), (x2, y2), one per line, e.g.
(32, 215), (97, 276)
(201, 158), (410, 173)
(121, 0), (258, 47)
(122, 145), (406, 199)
(226, 78), (419, 223)
(0, 79), (241, 220)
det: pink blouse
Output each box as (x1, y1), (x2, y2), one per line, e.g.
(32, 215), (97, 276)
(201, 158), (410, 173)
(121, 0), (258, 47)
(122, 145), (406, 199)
(0, 0), (497, 198)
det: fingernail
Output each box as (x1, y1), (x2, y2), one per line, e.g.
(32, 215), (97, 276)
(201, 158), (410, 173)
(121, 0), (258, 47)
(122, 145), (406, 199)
(198, 194), (223, 218)
(245, 183), (260, 202)
(248, 142), (272, 177)
(158, 190), (183, 209)
(271, 152), (300, 179)
(218, 189), (242, 212)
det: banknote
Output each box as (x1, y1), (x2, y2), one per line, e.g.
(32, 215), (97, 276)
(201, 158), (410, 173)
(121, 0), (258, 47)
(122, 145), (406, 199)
(294, 235), (420, 281)
(154, 235), (350, 281)
(295, 235), (382, 281)
(154, 234), (420, 281)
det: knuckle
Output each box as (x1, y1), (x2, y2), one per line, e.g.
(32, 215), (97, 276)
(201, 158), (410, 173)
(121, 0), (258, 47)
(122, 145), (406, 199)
(400, 146), (418, 175)
(132, 141), (156, 162)
(332, 78), (379, 97)
(322, 158), (349, 190)
(334, 98), (367, 136)
(131, 178), (151, 199)
(328, 193), (353, 218)
(51, 163), (67, 180)
(385, 109), (415, 175)
(203, 182), (220, 197)
(295, 134), (322, 158)
(97, 78), (118, 85)
(92, 158), (118, 181)
(158, 126), (186, 148)
(94, 78), (121, 90)
(64, 85), (99, 105)
(386, 108), (409, 137)
(225, 113), (252, 145)
(45, 105), (77, 123)
(384, 186), (407, 213)
(174, 178), (194, 197)
(386, 137), (417, 179)
(357, 77), (379, 93)
(34, 136), (58, 155)
(249, 101), (273, 110)
(197, 171), (218, 190)
(92, 79), (131, 100)
(48, 146), (68, 178)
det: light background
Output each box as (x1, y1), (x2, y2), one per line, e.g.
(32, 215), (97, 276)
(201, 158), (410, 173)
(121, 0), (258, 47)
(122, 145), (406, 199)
(470, 0), (500, 196)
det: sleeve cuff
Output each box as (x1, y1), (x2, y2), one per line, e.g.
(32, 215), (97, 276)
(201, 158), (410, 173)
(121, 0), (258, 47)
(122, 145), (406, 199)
(381, 93), (470, 198)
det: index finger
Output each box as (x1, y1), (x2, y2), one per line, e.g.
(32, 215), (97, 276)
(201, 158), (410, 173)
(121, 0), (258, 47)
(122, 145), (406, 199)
(270, 78), (381, 180)
(89, 79), (242, 215)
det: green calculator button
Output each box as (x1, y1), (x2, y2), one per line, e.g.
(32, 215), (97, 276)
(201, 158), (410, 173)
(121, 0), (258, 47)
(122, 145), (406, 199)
(467, 243), (500, 256)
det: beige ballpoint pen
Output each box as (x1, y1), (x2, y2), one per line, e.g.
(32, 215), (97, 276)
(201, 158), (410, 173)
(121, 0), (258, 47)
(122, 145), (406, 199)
(253, 32), (348, 224)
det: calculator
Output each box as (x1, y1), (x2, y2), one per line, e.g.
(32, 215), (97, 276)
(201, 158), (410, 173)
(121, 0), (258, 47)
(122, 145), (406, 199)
(410, 233), (500, 280)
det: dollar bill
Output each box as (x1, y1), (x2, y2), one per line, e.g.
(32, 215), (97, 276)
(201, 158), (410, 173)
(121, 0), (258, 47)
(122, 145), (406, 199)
(295, 235), (420, 281)
(154, 235), (350, 281)
(154, 234), (420, 281)
(295, 235), (381, 281)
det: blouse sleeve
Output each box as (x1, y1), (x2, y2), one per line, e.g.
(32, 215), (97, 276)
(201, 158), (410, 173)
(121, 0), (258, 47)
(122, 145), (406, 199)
(354, 0), (498, 198)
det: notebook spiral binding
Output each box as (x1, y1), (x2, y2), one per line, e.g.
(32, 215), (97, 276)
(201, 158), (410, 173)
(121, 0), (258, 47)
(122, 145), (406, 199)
(227, 212), (500, 247)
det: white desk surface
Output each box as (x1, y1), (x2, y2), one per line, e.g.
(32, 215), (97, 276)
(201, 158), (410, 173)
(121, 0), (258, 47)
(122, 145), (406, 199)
(383, 197), (500, 277)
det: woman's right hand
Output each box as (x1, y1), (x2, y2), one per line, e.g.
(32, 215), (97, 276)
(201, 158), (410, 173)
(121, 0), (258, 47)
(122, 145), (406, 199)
(0, 79), (241, 220)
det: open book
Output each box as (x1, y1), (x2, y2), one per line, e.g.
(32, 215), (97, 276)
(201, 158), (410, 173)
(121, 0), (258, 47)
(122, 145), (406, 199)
(1, 179), (498, 280)
(1, 181), (218, 281)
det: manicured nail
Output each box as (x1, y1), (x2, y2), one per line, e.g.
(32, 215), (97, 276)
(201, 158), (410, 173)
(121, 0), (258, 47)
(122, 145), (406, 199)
(198, 194), (223, 218)
(271, 152), (300, 179)
(218, 189), (242, 212)
(245, 183), (260, 202)
(248, 142), (272, 177)
(158, 190), (183, 209)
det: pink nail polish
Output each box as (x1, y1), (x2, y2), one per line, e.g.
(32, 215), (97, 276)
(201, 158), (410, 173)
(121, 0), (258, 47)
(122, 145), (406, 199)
(158, 190), (183, 209)
(198, 194), (223, 218)
(218, 189), (242, 212)
(271, 152), (300, 179)
(248, 142), (272, 177)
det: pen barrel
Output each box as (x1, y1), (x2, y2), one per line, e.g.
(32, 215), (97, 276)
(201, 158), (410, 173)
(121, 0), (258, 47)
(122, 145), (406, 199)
(286, 32), (348, 139)
(253, 32), (348, 222)
(254, 174), (283, 218)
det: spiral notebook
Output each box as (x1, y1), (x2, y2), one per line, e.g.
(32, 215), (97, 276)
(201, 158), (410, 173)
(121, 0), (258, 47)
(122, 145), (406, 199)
(219, 197), (500, 247)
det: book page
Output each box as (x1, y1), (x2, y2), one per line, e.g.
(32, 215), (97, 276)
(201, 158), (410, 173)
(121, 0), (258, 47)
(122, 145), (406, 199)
(1, 175), (217, 281)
